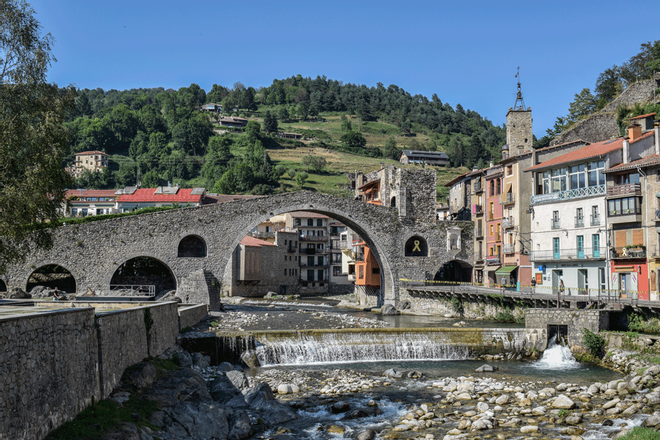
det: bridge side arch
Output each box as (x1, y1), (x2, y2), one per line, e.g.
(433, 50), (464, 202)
(107, 253), (178, 295)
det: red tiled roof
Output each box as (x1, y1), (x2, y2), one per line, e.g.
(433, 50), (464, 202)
(117, 188), (203, 203)
(240, 236), (276, 247)
(66, 189), (118, 199)
(630, 112), (657, 120)
(288, 211), (330, 219)
(525, 138), (624, 172)
(202, 194), (263, 204)
(603, 153), (660, 173)
(75, 151), (108, 156)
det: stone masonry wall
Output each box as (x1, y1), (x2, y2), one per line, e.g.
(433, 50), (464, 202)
(178, 304), (208, 330)
(0, 309), (100, 440)
(525, 309), (609, 352)
(96, 302), (178, 398)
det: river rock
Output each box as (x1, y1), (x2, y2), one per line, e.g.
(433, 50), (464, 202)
(240, 350), (260, 368)
(456, 392), (472, 400)
(244, 383), (274, 406)
(218, 362), (234, 372)
(332, 401), (351, 413)
(552, 394), (575, 409)
(3, 287), (30, 299)
(495, 394), (509, 405)
(381, 304), (398, 315)
(520, 425), (538, 433)
(643, 413), (660, 427)
(356, 430), (377, 440)
(476, 364), (498, 373)
(384, 368), (403, 378)
(603, 398), (620, 409)
(226, 370), (249, 391)
(472, 419), (490, 430)
(344, 409), (369, 419)
(192, 353), (210, 369)
(565, 414), (583, 425)
(210, 374), (241, 404)
(227, 408), (253, 440)
(477, 402), (489, 413)
(647, 392), (660, 405)
(277, 383), (300, 394)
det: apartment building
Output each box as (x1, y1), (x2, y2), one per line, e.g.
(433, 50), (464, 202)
(286, 212), (331, 294)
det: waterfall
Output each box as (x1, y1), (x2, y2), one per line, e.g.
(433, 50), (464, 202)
(254, 331), (473, 366)
(532, 335), (580, 370)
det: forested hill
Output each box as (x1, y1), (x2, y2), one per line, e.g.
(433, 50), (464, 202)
(65, 77), (505, 197)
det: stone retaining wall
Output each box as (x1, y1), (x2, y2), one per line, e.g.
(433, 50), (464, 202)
(0, 302), (182, 440)
(178, 304), (208, 330)
(525, 309), (609, 351)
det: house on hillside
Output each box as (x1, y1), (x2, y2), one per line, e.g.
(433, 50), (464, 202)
(73, 151), (109, 177)
(201, 103), (222, 113)
(399, 150), (449, 166)
(219, 117), (248, 128)
(115, 187), (206, 211)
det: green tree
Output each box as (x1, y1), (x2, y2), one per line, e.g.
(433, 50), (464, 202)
(0, 0), (75, 271)
(301, 155), (327, 173)
(341, 115), (353, 132)
(567, 88), (597, 123)
(277, 106), (290, 123)
(383, 136), (399, 160)
(340, 131), (367, 150)
(263, 110), (278, 133)
(295, 171), (308, 188)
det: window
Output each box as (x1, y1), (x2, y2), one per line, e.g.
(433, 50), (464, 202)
(307, 219), (313, 226)
(490, 225), (494, 236)
(284, 269), (287, 276)
(593, 234), (600, 258)
(608, 197), (641, 216)
(317, 219), (323, 227)
(372, 268), (380, 274)
(506, 165), (513, 176)
(616, 172), (640, 185)
(577, 235), (584, 257)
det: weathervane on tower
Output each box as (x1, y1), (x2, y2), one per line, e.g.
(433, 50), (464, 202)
(513, 67), (527, 111)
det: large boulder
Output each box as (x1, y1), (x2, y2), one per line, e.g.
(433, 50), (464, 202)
(240, 350), (261, 368)
(123, 362), (158, 389)
(226, 370), (250, 391)
(210, 374), (241, 404)
(244, 383), (274, 407)
(227, 408), (253, 440)
(4, 287), (31, 299)
(552, 394), (575, 409)
(381, 304), (398, 315)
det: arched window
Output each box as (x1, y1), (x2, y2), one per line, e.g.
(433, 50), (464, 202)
(0, 279), (6, 293)
(405, 236), (428, 257)
(178, 235), (207, 257)
(390, 197), (396, 208)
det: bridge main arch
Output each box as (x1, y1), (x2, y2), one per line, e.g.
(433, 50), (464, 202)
(2, 191), (466, 309)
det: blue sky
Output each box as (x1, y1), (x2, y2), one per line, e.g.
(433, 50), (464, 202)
(30, 0), (657, 138)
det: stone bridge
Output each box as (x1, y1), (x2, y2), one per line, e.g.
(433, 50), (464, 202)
(1, 191), (473, 310)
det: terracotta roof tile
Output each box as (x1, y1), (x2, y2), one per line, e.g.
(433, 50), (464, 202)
(117, 188), (203, 204)
(630, 112), (656, 120)
(240, 236), (277, 247)
(603, 153), (660, 173)
(75, 151), (108, 156)
(525, 138), (624, 172)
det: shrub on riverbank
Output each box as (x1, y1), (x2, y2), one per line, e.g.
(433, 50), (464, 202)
(618, 427), (660, 439)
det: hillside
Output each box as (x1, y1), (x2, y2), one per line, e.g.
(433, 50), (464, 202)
(65, 78), (498, 201)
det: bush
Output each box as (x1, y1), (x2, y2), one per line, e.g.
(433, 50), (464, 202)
(449, 297), (463, 315)
(582, 328), (606, 358)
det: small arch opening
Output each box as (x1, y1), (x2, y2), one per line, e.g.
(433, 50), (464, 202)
(26, 264), (77, 296)
(111, 257), (176, 297)
(0, 279), (7, 293)
(434, 260), (473, 283)
(390, 196), (396, 208)
(405, 236), (428, 257)
(178, 235), (207, 257)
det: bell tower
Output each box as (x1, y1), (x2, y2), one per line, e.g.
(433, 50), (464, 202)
(506, 68), (533, 156)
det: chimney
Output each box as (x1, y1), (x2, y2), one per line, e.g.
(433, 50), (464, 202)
(628, 124), (642, 142)
(623, 139), (630, 164)
(489, 161), (494, 168)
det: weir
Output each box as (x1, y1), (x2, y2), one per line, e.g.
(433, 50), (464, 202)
(211, 327), (533, 367)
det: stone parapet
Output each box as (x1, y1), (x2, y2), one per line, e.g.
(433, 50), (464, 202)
(178, 304), (208, 330)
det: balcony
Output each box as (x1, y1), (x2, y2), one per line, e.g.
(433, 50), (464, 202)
(299, 235), (327, 242)
(590, 214), (600, 226)
(475, 205), (483, 216)
(502, 217), (515, 229)
(551, 219), (561, 229)
(503, 244), (514, 254)
(607, 183), (641, 198)
(529, 247), (606, 261)
(611, 246), (646, 259)
(494, 234), (501, 242)
(531, 184), (605, 205)
(474, 252), (484, 263)
(575, 216), (584, 228)
(486, 255), (501, 266)
(252, 231), (275, 238)
(300, 261), (329, 267)
(500, 193), (515, 205)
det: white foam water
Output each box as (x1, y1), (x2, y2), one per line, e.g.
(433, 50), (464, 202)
(531, 335), (581, 370)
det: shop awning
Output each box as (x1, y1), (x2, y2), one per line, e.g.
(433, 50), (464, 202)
(495, 265), (518, 275)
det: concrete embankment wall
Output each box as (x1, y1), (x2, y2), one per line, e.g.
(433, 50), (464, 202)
(525, 309), (609, 352)
(0, 301), (207, 440)
(178, 304), (209, 330)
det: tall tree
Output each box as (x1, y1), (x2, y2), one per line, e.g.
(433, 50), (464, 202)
(263, 110), (278, 133)
(0, 0), (75, 271)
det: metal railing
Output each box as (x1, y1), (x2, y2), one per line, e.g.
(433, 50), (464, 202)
(575, 216), (584, 227)
(299, 235), (327, 242)
(109, 285), (156, 297)
(611, 246), (646, 259)
(503, 244), (514, 254)
(551, 219), (561, 229)
(531, 184), (605, 205)
(475, 205), (483, 215)
(502, 217), (514, 228)
(529, 247), (606, 261)
(500, 193), (515, 205)
(590, 214), (600, 226)
(486, 255), (501, 265)
(607, 183), (641, 197)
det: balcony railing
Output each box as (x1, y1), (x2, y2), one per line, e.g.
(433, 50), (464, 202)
(500, 193), (515, 205)
(590, 214), (600, 226)
(529, 247), (606, 261)
(502, 217), (514, 228)
(474, 183), (483, 193)
(486, 255), (501, 266)
(575, 216), (584, 228)
(531, 184), (606, 205)
(611, 246), (646, 259)
(475, 205), (483, 215)
(474, 252), (484, 263)
(607, 183), (641, 198)
(299, 235), (327, 242)
(551, 219), (561, 229)
(503, 244), (514, 254)
(300, 262), (329, 267)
